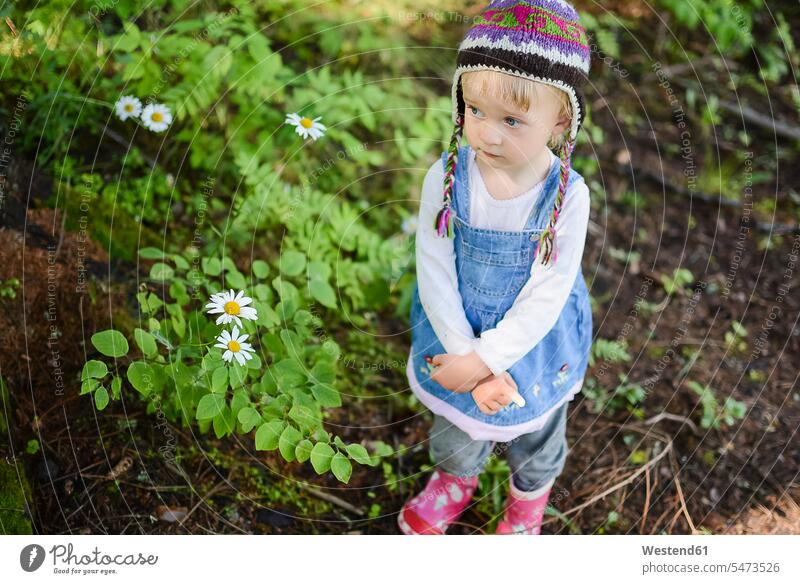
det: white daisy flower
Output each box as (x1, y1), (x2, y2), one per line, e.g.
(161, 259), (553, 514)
(114, 95), (142, 121)
(285, 112), (327, 141)
(214, 326), (255, 366)
(205, 289), (258, 327)
(141, 103), (173, 133)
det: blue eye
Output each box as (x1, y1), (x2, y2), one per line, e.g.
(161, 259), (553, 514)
(468, 105), (483, 117)
(505, 117), (520, 128)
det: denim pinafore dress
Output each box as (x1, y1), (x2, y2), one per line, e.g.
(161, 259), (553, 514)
(409, 144), (593, 430)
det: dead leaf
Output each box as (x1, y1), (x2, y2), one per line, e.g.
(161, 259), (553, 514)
(105, 455), (133, 480)
(156, 505), (188, 523)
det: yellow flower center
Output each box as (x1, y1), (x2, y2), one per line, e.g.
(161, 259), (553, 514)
(224, 301), (240, 315)
(124, 104), (134, 112)
(151, 112), (163, 122)
(300, 117), (313, 128)
(227, 340), (241, 353)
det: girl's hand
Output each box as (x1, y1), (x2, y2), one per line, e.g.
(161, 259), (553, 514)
(428, 352), (493, 393)
(472, 372), (526, 416)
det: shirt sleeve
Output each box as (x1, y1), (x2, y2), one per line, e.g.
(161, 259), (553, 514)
(415, 157), (478, 357)
(472, 179), (591, 376)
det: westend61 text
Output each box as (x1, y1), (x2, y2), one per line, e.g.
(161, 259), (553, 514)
(642, 545), (708, 556)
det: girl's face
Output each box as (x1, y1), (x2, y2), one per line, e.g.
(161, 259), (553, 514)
(461, 74), (570, 175)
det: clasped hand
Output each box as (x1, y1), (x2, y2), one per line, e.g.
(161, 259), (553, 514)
(429, 352), (526, 416)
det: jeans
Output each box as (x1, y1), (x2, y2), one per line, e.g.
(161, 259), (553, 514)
(428, 401), (569, 492)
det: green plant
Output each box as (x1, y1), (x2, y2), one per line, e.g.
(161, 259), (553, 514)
(607, 246), (641, 267)
(687, 381), (747, 429)
(589, 338), (632, 368)
(660, 268), (695, 297)
(657, 0), (760, 54)
(724, 320), (748, 354)
(78, 246), (386, 483)
(594, 509), (621, 535)
(476, 457), (511, 531)
(25, 439), (40, 455)
(0, 278), (20, 299)
(583, 373), (646, 417)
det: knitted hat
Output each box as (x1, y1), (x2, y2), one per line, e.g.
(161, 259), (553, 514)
(435, 0), (591, 267)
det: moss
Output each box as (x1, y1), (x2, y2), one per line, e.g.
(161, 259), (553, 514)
(0, 459), (34, 534)
(47, 182), (164, 262)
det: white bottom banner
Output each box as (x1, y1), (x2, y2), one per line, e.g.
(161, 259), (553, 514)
(1, 535), (798, 583)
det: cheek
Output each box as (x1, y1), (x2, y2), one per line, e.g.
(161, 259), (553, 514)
(462, 117), (477, 142)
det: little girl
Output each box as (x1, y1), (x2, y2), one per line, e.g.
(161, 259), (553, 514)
(400, 0), (593, 535)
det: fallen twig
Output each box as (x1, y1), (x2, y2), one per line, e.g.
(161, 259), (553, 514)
(641, 463), (652, 534)
(670, 449), (699, 534)
(559, 439), (673, 519)
(297, 483), (365, 517)
(639, 411), (700, 436)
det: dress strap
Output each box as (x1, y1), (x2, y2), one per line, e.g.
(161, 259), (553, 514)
(523, 154), (563, 231)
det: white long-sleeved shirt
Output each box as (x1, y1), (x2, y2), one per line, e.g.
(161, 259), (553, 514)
(415, 146), (591, 376)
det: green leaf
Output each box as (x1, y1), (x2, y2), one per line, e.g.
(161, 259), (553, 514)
(146, 293), (163, 313)
(138, 247), (165, 260)
(81, 360), (108, 381)
(80, 378), (99, 395)
(252, 260), (269, 279)
(311, 361), (336, 384)
(211, 366), (228, 393)
(237, 407), (262, 433)
(256, 302), (280, 328)
(255, 420), (285, 450)
(309, 279), (337, 308)
(94, 387), (110, 410)
(308, 260), (332, 281)
(126, 361), (155, 396)
(295, 439), (313, 463)
(310, 384), (341, 408)
(110, 376), (122, 399)
(91, 330), (129, 358)
(225, 270), (247, 290)
(273, 358), (306, 388)
(245, 353), (262, 370)
(278, 425), (302, 462)
(172, 254), (190, 271)
(230, 389), (250, 417)
(280, 250), (306, 277)
(116, 21), (141, 52)
(133, 328), (157, 357)
(196, 393), (226, 420)
(288, 402), (321, 433)
(310, 442), (335, 474)
(346, 443), (373, 466)
(213, 405), (236, 438)
(331, 453), (352, 483)
(149, 262), (174, 281)
(229, 363), (248, 388)
(202, 257), (222, 276)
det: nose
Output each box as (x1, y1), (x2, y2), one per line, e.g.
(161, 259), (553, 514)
(479, 123), (502, 146)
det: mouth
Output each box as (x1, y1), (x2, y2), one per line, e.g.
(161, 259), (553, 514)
(480, 150), (501, 158)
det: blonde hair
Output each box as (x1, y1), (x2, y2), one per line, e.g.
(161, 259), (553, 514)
(461, 70), (572, 150)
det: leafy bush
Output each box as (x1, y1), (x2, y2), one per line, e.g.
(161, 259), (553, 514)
(79, 246), (385, 483)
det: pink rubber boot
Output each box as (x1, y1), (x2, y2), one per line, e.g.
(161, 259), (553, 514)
(398, 469), (478, 535)
(495, 479), (553, 535)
